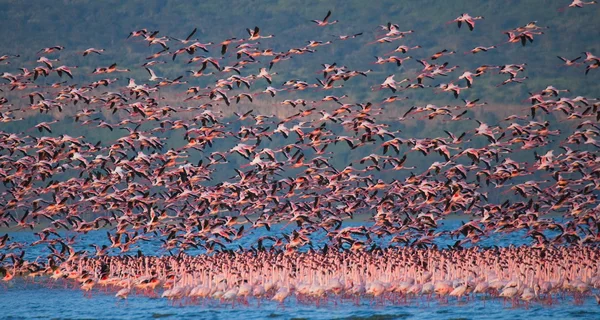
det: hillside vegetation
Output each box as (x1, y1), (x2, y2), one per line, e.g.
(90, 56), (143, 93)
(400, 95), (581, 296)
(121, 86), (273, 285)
(0, 0), (599, 252)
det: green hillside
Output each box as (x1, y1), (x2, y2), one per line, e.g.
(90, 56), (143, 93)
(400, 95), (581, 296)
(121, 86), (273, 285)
(0, 0), (599, 252)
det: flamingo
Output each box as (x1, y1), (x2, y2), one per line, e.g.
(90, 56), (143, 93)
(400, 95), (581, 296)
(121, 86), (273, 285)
(557, 56), (582, 66)
(145, 67), (163, 81)
(312, 10), (338, 26)
(568, 0), (597, 8)
(450, 13), (484, 31)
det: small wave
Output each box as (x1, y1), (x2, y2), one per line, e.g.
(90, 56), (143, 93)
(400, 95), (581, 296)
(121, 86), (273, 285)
(568, 310), (599, 317)
(337, 313), (412, 320)
(151, 313), (176, 319)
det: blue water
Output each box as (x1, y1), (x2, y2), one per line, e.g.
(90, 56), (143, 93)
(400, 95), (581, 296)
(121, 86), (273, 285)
(0, 219), (592, 320)
(0, 278), (597, 320)
(2, 219), (546, 261)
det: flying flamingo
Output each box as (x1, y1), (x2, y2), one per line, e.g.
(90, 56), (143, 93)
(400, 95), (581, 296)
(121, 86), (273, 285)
(312, 10), (338, 26)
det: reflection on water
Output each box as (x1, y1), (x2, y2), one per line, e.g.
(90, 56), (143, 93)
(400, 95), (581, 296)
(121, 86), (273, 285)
(0, 219), (584, 320)
(0, 278), (597, 320)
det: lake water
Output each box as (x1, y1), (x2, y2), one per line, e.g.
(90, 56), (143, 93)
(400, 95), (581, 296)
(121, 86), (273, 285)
(1, 219), (595, 320)
(3, 219), (543, 261)
(0, 278), (598, 320)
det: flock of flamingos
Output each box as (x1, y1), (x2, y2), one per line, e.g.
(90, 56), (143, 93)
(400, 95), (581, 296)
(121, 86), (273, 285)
(1, 1), (600, 309)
